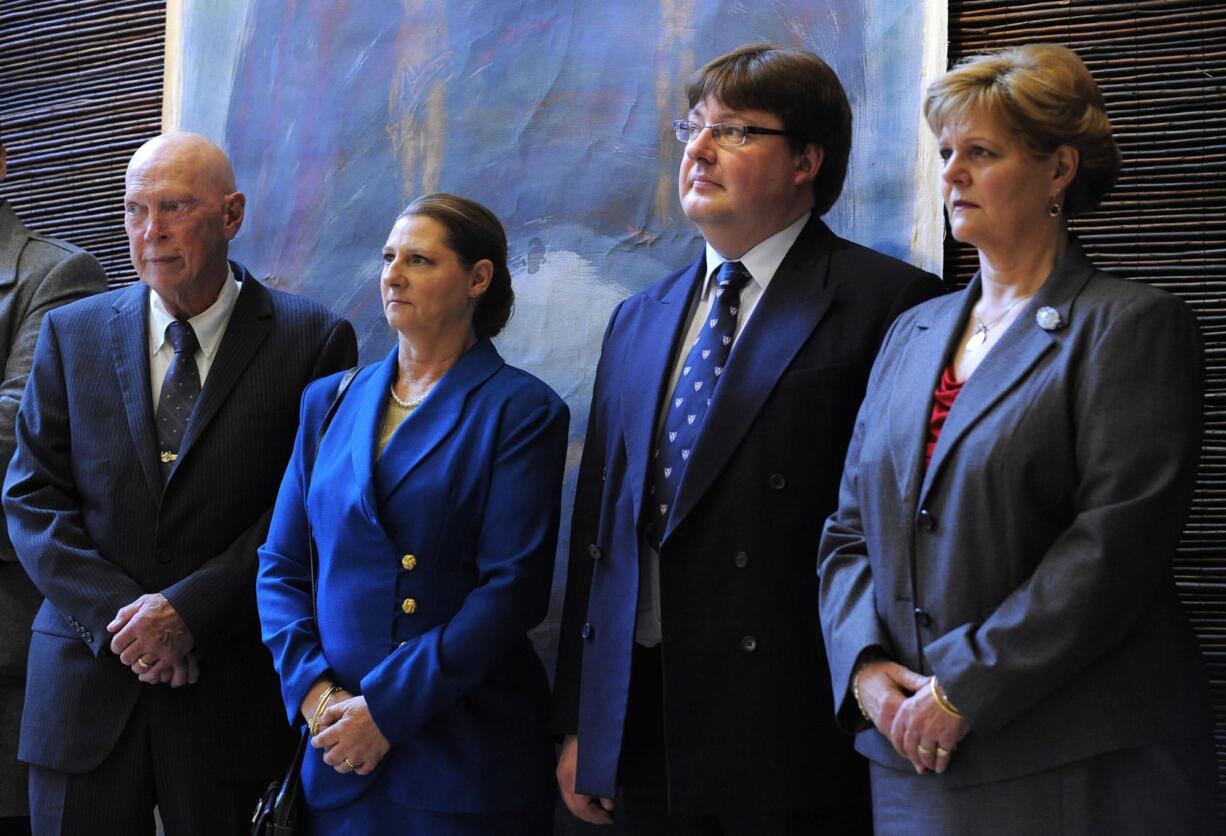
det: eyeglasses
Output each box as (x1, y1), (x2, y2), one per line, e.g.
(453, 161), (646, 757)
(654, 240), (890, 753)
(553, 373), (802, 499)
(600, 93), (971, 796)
(672, 120), (790, 147)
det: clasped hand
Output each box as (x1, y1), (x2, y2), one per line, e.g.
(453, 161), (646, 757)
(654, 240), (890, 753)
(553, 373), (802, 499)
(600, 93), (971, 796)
(557, 734), (615, 825)
(106, 593), (198, 687)
(856, 660), (968, 775)
(311, 692), (391, 777)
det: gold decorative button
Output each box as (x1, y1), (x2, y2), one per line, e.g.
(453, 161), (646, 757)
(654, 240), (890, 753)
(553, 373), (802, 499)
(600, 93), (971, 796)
(401, 598), (418, 614)
(401, 554), (417, 571)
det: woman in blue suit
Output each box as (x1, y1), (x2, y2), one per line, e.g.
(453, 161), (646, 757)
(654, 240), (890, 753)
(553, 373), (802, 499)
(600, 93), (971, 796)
(257, 193), (569, 834)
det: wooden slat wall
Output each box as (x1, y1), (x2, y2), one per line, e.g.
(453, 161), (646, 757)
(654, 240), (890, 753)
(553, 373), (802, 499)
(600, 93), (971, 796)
(0, 0), (165, 285)
(946, 0), (1226, 825)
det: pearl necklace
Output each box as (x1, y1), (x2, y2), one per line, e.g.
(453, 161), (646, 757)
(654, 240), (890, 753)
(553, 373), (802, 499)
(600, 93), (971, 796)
(388, 384), (428, 410)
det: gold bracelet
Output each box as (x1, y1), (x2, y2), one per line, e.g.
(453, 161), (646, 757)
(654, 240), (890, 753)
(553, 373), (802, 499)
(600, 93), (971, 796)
(309, 683), (342, 735)
(310, 684), (340, 735)
(851, 659), (874, 724)
(929, 676), (963, 718)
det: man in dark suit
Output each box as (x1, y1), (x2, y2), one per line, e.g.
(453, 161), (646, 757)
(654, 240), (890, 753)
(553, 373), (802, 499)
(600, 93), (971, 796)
(553, 43), (941, 833)
(0, 128), (107, 835)
(3, 132), (357, 834)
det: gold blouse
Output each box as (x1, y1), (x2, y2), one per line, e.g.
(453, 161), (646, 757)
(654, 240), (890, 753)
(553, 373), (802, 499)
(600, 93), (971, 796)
(377, 396), (415, 457)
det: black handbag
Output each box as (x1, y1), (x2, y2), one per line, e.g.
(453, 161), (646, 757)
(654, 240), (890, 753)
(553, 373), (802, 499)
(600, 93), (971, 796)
(250, 729), (308, 835)
(251, 366), (360, 836)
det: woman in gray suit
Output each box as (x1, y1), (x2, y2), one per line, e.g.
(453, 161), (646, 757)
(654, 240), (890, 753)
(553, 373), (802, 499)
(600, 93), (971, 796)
(818, 44), (1215, 834)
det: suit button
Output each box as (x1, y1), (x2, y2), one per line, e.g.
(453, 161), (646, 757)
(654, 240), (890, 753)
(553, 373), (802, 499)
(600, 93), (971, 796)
(917, 509), (935, 531)
(401, 554), (417, 571)
(156, 549), (171, 563)
(581, 622), (594, 641)
(733, 551), (749, 569)
(401, 598), (418, 614)
(740, 635), (758, 653)
(768, 473), (786, 490)
(914, 607), (932, 628)
(588, 544), (602, 560)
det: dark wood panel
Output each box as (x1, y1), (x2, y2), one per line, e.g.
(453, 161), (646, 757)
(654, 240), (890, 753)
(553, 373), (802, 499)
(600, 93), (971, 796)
(0, 0), (166, 285)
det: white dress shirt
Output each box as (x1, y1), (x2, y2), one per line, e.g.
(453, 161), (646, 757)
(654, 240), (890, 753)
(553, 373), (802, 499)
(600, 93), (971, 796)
(635, 212), (811, 646)
(148, 266), (241, 406)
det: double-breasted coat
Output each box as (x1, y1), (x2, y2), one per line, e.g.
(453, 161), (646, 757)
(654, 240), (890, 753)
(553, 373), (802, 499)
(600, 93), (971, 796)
(552, 217), (941, 814)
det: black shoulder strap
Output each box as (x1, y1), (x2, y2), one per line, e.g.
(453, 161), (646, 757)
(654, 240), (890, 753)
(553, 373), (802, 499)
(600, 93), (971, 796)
(312, 366), (361, 456)
(307, 366), (360, 622)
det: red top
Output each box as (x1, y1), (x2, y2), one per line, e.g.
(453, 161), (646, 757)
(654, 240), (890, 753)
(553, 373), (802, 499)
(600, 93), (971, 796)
(926, 363), (964, 469)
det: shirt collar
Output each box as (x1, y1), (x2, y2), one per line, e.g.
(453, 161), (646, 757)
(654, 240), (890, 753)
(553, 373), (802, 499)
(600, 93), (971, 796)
(149, 264), (240, 358)
(701, 211), (810, 299)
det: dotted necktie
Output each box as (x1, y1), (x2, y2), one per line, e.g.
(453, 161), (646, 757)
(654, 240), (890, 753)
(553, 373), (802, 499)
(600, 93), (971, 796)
(644, 261), (751, 545)
(155, 319), (201, 480)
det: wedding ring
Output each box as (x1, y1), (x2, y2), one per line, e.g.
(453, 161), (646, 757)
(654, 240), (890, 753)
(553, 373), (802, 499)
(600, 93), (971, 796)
(136, 655), (152, 669)
(917, 744), (934, 755)
(344, 758), (358, 770)
(936, 746), (953, 758)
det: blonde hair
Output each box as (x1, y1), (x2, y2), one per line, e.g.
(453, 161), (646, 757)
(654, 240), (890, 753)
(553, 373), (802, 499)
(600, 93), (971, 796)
(924, 44), (1120, 217)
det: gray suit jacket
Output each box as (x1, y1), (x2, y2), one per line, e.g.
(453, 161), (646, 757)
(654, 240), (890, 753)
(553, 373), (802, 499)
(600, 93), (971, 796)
(0, 201), (105, 815)
(818, 243), (1212, 788)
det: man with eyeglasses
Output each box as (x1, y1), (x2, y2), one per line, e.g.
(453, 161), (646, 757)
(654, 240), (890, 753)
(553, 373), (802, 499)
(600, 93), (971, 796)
(554, 43), (941, 833)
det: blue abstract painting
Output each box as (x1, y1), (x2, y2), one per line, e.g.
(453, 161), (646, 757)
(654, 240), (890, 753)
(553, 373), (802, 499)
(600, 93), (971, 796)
(176, 0), (933, 665)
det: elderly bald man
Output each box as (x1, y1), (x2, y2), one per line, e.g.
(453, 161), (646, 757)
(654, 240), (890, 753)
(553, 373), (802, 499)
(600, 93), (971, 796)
(3, 132), (357, 834)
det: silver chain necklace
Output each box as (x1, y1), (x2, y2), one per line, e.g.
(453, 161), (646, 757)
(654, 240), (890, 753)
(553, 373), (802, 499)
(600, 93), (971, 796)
(965, 294), (1033, 352)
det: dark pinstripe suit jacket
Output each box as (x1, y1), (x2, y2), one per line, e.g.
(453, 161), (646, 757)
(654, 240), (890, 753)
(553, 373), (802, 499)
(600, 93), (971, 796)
(2, 262), (356, 782)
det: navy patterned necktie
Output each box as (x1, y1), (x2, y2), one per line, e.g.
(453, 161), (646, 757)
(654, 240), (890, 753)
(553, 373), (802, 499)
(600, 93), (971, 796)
(155, 319), (201, 479)
(645, 260), (752, 545)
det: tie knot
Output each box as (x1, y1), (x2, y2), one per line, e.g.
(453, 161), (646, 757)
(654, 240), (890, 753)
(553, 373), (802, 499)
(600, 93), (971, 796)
(166, 319), (199, 355)
(716, 260), (750, 294)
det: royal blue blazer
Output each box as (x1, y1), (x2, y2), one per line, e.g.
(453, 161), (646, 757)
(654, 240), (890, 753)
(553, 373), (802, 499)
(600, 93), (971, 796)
(257, 338), (568, 814)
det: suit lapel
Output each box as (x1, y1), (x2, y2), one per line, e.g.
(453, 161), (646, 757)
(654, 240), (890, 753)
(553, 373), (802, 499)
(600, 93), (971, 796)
(176, 264), (274, 470)
(665, 219), (837, 542)
(372, 338), (505, 499)
(345, 349), (395, 513)
(0, 202), (28, 289)
(885, 293), (965, 508)
(920, 246), (1096, 503)
(109, 283), (162, 499)
(621, 260), (704, 528)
